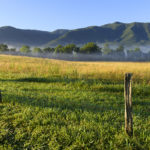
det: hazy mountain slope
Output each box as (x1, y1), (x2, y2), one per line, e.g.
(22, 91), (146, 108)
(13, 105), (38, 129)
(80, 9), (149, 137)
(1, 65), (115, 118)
(1, 22), (150, 48)
(51, 29), (69, 36)
(47, 23), (126, 46)
(121, 23), (149, 44)
(0, 26), (69, 47)
(47, 22), (150, 46)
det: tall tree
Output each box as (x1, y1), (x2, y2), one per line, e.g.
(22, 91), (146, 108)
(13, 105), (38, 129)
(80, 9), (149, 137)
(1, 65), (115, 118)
(0, 44), (9, 52)
(80, 42), (101, 54)
(20, 45), (31, 53)
(54, 45), (64, 53)
(63, 44), (79, 53)
(33, 47), (42, 53)
(43, 47), (54, 53)
(116, 45), (124, 53)
(102, 43), (112, 55)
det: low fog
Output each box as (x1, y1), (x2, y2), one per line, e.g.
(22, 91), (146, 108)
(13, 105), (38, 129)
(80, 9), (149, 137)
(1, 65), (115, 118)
(1, 44), (149, 61)
(1, 51), (150, 62)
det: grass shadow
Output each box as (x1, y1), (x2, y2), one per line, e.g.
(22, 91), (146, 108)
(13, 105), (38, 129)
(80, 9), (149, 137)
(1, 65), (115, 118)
(0, 105), (5, 110)
(3, 93), (150, 119)
(0, 77), (124, 85)
(4, 93), (123, 114)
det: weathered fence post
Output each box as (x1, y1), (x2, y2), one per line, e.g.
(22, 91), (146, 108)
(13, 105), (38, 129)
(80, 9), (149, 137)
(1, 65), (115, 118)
(0, 90), (2, 103)
(124, 73), (133, 136)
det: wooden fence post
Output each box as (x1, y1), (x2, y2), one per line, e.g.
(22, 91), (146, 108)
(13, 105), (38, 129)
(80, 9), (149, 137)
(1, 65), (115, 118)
(124, 73), (133, 136)
(0, 90), (2, 103)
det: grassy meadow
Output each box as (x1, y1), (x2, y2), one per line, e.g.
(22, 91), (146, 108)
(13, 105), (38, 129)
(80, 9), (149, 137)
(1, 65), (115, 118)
(0, 55), (150, 149)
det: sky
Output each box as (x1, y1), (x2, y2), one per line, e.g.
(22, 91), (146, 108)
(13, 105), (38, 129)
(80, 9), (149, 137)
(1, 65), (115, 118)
(0, 0), (150, 31)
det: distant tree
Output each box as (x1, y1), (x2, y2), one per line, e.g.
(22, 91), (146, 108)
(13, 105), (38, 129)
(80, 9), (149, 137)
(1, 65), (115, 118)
(63, 44), (79, 53)
(0, 44), (9, 52)
(127, 47), (141, 53)
(20, 45), (31, 53)
(80, 42), (101, 54)
(115, 45), (125, 57)
(43, 47), (54, 53)
(127, 47), (143, 58)
(102, 43), (112, 55)
(33, 47), (42, 53)
(134, 47), (141, 52)
(116, 45), (124, 53)
(54, 45), (64, 53)
(9, 48), (16, 52)
(73, 47), (80, 53)
(127, 49), (133, 53)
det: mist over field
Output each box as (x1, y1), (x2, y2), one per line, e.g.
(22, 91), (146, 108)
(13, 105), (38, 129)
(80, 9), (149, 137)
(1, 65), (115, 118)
(1, 43), (150, 62)
(1, 22), (150, 62)
(1, 50), (150, 62)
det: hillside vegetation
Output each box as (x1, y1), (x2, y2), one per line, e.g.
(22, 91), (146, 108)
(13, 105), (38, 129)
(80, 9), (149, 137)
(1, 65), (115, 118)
(46, 22), (150, 46)
(1, 22), (150, 47)
(0, 26), (69, 47)
(0, 55), (150, 149)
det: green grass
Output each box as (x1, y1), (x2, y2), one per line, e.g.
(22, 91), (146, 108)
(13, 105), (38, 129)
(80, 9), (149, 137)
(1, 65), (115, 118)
(0, 55), (150, 150)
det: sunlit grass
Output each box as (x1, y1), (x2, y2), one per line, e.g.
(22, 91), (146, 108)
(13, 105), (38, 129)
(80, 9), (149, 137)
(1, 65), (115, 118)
(1, 55), (150, 81)
(0, 55), (150, 149)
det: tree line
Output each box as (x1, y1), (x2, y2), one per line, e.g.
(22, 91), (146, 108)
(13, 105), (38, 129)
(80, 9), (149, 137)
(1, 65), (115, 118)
(0, 42), (145, 56)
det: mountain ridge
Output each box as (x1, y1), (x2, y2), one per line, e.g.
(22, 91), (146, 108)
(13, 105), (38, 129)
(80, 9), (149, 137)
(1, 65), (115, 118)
(0, 26), (69, 47)
(46, 22), (150, 47)
(1, 22), (150, 47)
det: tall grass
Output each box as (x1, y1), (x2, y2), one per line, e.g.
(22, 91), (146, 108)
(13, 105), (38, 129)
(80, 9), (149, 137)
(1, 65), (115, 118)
(0, 55), (150, 149)
(1, 55), (150, 81)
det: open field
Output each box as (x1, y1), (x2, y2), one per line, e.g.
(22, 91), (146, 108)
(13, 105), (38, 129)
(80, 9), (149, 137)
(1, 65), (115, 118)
(0, 55), (150, 149)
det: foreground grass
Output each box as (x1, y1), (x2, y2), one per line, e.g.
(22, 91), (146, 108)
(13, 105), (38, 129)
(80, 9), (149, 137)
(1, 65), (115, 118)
(0, 55), (150, 149)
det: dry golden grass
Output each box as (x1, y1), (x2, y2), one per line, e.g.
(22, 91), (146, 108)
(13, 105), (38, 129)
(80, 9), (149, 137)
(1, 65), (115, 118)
(0, 54), (150, 82)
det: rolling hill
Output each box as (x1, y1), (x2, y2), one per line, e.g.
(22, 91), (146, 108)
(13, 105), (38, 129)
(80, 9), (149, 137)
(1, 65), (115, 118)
(47, 22), (150, 46)
(1, 22), (150, 47)
(0, 26), (69, 47)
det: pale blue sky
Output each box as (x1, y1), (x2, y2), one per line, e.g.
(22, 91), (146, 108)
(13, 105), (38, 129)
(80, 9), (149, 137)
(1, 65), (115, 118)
(0, 0), (150, 31)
